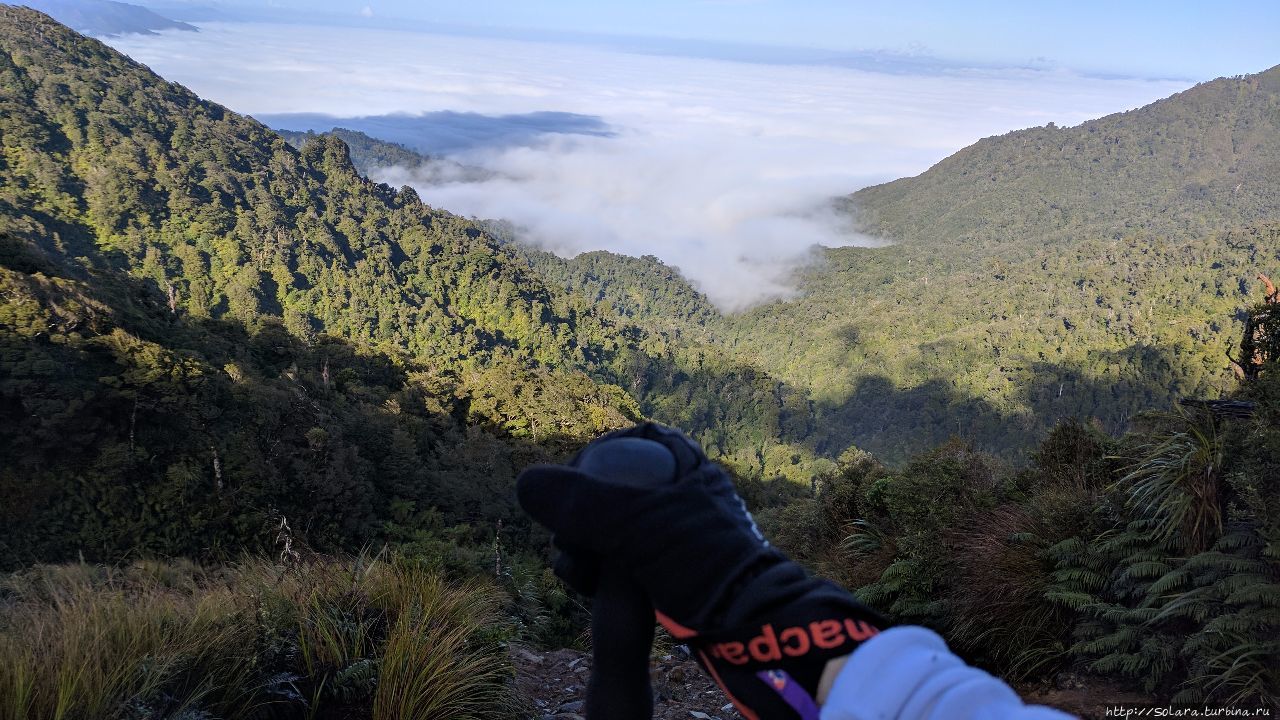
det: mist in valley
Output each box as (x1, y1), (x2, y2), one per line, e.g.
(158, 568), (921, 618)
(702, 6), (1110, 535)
(108, 21), (1189, 308)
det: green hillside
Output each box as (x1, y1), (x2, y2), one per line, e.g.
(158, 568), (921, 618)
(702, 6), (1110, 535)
(275, 128), (723, 340)
(268, 128), (723, 343)
(729, 68), (1280, 462)
(516, 246), (723, 341)
(278, 127), (433, 174)
(0, 6), (607, 368)
(271, 127), (821, 478)
(850, 67), (1280, 254)
(0, 6), (822, 565)
(0, 6), (653, 566)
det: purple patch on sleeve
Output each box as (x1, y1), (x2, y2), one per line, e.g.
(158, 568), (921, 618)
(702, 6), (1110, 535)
(756, 669), (820, 720)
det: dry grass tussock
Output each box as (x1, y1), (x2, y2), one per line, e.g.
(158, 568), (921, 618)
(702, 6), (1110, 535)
(0, 554), (515, 720)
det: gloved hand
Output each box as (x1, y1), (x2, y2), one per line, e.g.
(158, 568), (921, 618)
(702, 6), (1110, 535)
(518, 422), (885, 720)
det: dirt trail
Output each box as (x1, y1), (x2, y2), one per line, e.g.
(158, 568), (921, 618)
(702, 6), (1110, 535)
(510, 644), (743, 719)
(1020, 676), (1157, 720)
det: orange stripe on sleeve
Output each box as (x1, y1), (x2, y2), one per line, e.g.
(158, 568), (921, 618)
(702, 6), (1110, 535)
(655, 610), (699, 640)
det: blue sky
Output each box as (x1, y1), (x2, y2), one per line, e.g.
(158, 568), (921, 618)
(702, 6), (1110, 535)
(178, 0), (1279, 79)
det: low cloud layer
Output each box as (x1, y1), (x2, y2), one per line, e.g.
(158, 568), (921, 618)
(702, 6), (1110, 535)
(109, 24), (1188, 309)
(372, 133), (887, 307)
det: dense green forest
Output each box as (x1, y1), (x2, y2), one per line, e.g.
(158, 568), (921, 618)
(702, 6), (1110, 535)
(274, 131), (726, 342)
(727, 68), (1280, 461)
(762, 280), (1280, 707)
(277, 128), (434, 174)
(515, 245), (724, 343)
(0, 4), (635, 567)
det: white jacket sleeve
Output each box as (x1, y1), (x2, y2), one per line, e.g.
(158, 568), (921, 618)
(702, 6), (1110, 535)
(819, 627), (1077, 720)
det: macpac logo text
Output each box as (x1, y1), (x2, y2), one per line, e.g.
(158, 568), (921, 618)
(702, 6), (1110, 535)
(706, 619), (879, 665)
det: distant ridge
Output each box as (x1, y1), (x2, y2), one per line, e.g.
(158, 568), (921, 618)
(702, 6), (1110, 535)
(848, 64), (1280, 254)
(15, 0), (196, 36)
(275, 127), (493, 184)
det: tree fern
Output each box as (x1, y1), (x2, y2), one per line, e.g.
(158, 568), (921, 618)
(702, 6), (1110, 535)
(1112, 410), (1225, 554)
(841, 518), (889, 556)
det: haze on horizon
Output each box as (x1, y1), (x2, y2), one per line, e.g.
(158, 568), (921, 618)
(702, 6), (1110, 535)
(106, 2), (1275, 308)
(143, 0), (1278, 80)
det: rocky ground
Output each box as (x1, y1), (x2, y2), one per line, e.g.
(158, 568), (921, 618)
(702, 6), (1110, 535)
(510, 644), (743, 720)
(510, 645), (1158, 720)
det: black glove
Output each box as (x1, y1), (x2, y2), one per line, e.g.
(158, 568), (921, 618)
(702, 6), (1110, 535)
(518, 423), (886, 720)
(572, 434), (680, 720)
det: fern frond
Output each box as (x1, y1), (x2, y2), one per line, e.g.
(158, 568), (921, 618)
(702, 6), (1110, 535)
(1050, 568), (1106, 590)
(1121, 561), (1172, 581)
(1046, 537), (1086, 561)
(1170, 686), (1204, 705)
(1201, 614), (1267, 635)
(1152, 595), (1212, 623)
(1213, 531), (1260, 552)
(1044, 590), (1096, 610)
(1225, 583), (1280, 607)
(1075, 626), (1137, 655)
(1147, 568), (1192, 596)
(1183, 552), (1269, 575)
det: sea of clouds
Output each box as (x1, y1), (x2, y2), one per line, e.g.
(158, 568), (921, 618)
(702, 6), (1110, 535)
(109, 23), (1189, 310)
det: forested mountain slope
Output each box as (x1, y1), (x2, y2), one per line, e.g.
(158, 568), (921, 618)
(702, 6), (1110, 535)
(730, 67), (1280, 461)
(0, 7), (815, 565)
(267, 126), (818, 478)
(516, 246), (723, 341)
(0, 6), (613, 368)
(302, 68), (1280, 465)
(276, 128), (723, 342)
(277, 127), (432, 174)
(2, 11), (1277, 710)
(0, 6), (657, 565)
(850, 66), (1280, 255)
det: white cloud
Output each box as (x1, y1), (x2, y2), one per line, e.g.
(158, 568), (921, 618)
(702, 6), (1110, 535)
(107, 24), (1189, 310)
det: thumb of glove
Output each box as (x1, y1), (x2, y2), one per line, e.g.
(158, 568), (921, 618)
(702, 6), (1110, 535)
(515, 464), (642, 555)
(517, 435), (679, 552)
